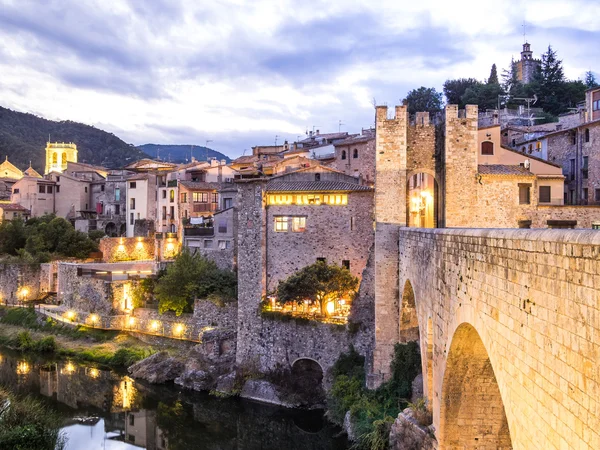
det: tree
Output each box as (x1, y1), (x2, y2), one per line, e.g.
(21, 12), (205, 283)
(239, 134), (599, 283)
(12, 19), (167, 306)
(488, 64), (499, 85)
(443, 78), (479, 108)
(155, 249), (237, 315)
(585, 71), (598, 89)
(276, 261), (358, 316)
(461, 82), (504, 111)
(402, 87), (443, 115)
(501, 57), (522, 98)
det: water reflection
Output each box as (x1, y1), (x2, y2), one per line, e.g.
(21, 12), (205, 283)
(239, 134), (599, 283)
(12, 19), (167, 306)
(0, 349), (347, 450)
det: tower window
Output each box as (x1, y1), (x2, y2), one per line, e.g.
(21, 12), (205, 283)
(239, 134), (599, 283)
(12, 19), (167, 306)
(585, 129), (590, 143)
(353, 149), (358, 158)
(341, 150), (346, 160)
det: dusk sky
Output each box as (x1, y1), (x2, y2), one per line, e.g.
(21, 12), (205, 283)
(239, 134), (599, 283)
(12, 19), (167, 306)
(1, 0), (599, 159)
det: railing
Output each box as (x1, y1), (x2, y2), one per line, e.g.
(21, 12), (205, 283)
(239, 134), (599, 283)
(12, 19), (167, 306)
(184, 227), (214, 237)
(192, 203), (218, 213)
(26, 304), (204, 342)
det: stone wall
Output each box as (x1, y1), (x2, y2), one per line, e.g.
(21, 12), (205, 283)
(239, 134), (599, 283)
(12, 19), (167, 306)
(443, 105), (479, 227)
(530, 205), (600, 228)
(372, 227), (600, 449)
(57, 263), (116, 315)
(330, 135), (376, 184)
(99, 237), (155, 262)
(0, 263), (42, 304)
(266, 191), (373, 289)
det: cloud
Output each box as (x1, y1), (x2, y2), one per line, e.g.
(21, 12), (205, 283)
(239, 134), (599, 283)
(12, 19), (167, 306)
(0, 0), (598, 159)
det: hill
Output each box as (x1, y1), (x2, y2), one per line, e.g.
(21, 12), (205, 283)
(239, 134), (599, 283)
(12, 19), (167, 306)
(0, 106), (147, 173)
(138, 144), (231, 164)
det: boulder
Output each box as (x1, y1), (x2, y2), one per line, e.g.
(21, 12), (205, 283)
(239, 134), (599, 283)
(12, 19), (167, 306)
(411, 373), (424, 403)
(343, 410), (356, 442)
(240, 379), (291, 407)
(389, 408), (436, 450)
(128, 351), (184, 384)
(175, 368), (213, 391)
(215, 372), (237, 395)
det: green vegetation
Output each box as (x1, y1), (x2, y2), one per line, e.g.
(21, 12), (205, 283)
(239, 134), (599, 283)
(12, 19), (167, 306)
(276, 260), (358, 316)
(0, 105), (146, 172)
(0, 214), (99, 262)
(328, 343), (422, 450)
(156, 249), (237, 315)
(0, 307), (154, 367)
(402, 87), (444, 115)
(0, 389), (66, 450)
(138, 144), (231, 164)
(440, 47), (596, 118)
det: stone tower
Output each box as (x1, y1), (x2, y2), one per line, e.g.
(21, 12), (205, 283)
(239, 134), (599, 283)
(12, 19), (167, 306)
(45, 142), (78, 175)
(442, 105), (479, 228)
(516, 42), (540, 84)
(370, 105), (408, 387)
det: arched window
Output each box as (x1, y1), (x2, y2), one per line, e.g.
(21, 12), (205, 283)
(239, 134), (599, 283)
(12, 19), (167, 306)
(170, 190), (175, 202)
(528, 144), (533, 154)
(52, 152), (58, 164)
(481, 141), (494, 155)
(353, 148), (358, 158)
(61, 153), (67, 165)
(585, 128), (590, 143)
(522, 146), (526, 152)
(341, 150), (346, 160)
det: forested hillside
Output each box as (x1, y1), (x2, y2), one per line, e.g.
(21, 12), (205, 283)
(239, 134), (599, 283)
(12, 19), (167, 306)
(138, 144), (230, 164)
(0, 106), (147, 172)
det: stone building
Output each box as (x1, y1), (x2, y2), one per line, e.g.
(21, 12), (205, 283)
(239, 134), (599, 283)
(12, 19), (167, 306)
(0, 202), (30, 223)
(328, 129), (375, 185)
(514, 42), (541, 84)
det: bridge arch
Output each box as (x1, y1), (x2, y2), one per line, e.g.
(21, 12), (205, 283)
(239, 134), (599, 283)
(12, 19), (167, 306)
(440, 322), (513, 449)
(290, 358), (325, 406)
(399, 280), (419, 343)
(406, 171), (439, 228)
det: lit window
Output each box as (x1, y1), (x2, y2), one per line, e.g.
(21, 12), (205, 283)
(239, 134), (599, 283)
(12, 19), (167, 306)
(193, 192), (209, 203)
(181, 193), (187, 203)
(291, 217), (306, 232)
(274, 216), (288, 232)
(218, 240), (231, 250)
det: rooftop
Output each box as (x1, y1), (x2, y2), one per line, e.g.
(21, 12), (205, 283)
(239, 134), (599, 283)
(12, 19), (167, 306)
(478, 164), (535, 176)
(266, 180), (373, 192)
(0, 203), (29, 211)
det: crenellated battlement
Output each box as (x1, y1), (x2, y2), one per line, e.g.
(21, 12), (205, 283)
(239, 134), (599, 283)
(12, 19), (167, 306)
(376, 105), (408, 122)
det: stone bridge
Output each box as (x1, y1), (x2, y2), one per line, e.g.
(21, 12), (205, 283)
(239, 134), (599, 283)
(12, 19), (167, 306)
(372, 228), (599, 450)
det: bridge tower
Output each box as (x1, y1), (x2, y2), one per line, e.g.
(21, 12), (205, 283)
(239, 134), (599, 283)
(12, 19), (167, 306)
(370, 105), (408, 387)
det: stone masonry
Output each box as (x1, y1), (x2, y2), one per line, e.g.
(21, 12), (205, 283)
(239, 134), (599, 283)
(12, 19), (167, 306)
(373, 228), (600, 450)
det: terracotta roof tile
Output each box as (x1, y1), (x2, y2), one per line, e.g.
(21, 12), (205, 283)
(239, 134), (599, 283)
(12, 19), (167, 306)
(266, 180), (373, 192)
(478, 164), (535, 176)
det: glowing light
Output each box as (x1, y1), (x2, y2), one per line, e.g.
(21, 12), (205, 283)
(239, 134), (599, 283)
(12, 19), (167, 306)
(19, 287), (29, 299)
(16, 361), (29, 375)
(149, 320), (161, 332)
(326, 301), (335, 315)
(117, 244), (126, 252)
(89, 314), (99, 325)
(128, 317), (136, 327)
(63, 362), (76, 374)
(173, 323), (185, 336)
(66, 311), (76, 321)
(88, 368), (100, 378)
(136, 242), (143, 250)
(166, 242), (175, 251)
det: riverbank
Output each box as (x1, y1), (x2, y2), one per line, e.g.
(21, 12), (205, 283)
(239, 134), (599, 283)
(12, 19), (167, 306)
(0, 306), (173, 367)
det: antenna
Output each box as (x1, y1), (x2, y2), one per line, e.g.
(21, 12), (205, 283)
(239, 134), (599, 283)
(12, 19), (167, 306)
(338, 120), (344, 132)
(190, 145), (193, 162)
(522, 21), (527, 43)
(274, 135), (279, 146)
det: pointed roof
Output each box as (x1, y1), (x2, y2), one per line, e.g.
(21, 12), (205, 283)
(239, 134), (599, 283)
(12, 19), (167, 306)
(24, 163), (42, 178)
(0, 156), (23, 179)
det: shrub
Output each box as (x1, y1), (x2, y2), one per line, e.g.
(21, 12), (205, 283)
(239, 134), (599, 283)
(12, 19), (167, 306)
(0, 390), (66, 450)
(35, 336), (57, 353)
(16, 331), (34, 351)
(407, 397), (433, 427)
(110, 347), (152, 367)
(1, 307), (39, 328)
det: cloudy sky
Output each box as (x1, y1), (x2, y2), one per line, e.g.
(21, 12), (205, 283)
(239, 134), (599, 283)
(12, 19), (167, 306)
(1, 0), (599, 158)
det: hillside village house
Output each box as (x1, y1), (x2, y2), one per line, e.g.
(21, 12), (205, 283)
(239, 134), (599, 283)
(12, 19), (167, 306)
(0, 202), (30, 223)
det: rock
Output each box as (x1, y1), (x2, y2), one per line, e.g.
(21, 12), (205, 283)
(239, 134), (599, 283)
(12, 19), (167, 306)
(128, 351), (184, 384)
(343, 410), (356, 442)
(175, 369), (213, 391)
(411, 373), (423, 403)
(215, 372), (236, 395)
(240, 379), (291, 407)
(389, 409), (436, 450)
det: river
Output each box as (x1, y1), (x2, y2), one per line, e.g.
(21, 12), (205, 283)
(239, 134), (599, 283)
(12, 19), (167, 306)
(0, 349), (348, 449)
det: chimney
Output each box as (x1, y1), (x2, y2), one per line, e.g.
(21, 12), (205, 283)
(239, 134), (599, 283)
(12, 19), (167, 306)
(220, 159), (226, 166)
(316, 129), (320, 135)
(210, 158), (218, 167)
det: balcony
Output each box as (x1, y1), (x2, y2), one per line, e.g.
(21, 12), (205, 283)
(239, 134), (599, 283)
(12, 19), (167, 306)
(184, 227), (214, 237)
(192, 203), (218, 213)
(167, 180), (178, 187)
